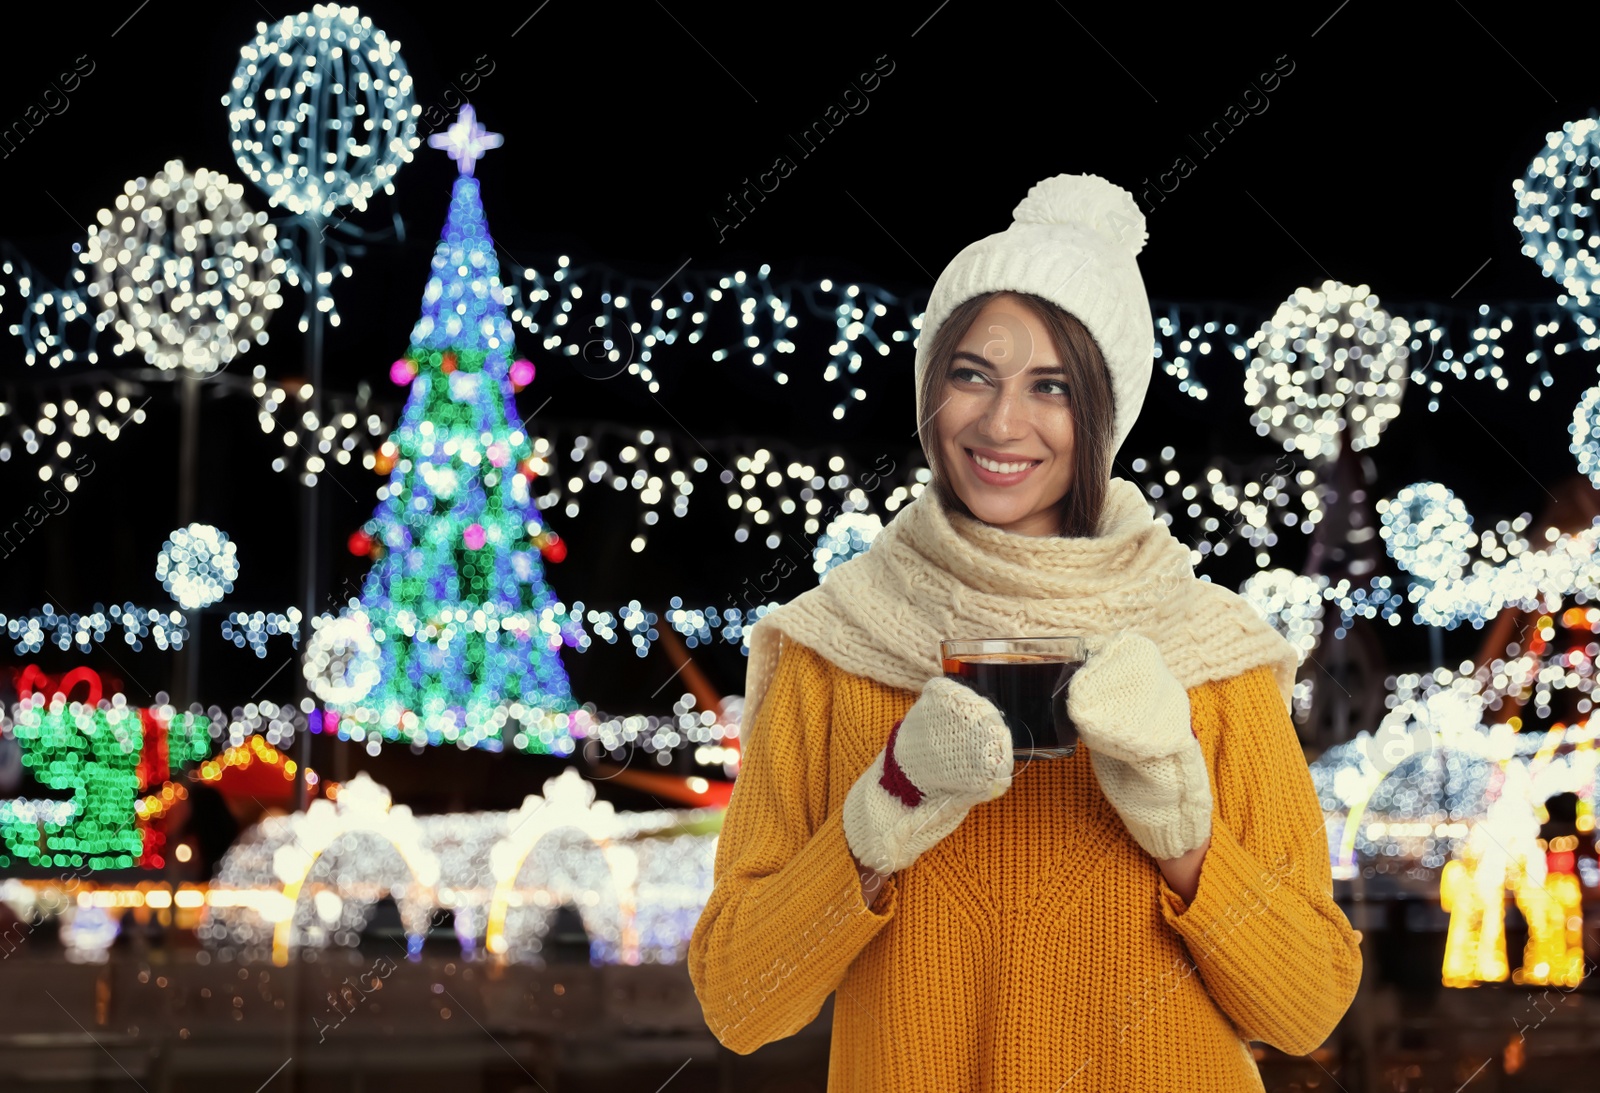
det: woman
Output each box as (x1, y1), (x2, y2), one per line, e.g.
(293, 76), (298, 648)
(688, 173), (1363, 1091)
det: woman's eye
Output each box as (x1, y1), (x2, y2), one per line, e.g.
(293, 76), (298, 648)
(951, 368), (1068, 396)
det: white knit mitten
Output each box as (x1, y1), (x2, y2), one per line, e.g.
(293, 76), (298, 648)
(1067, 632), (1213, 861)
(842, 677), (1014, 877)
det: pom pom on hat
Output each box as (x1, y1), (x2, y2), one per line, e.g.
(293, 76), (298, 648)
(912, 171), (1156, 461)
(1012, 173), (1149, 257)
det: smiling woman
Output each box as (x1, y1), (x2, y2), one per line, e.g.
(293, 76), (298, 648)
(919, 290), (1114, 538)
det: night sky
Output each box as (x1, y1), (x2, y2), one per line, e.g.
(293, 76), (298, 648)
(0, 2), (1592, 802)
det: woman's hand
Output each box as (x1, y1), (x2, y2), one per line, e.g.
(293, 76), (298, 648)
(1067, 631), (1213, 863)
(842, 676), (1014, 881)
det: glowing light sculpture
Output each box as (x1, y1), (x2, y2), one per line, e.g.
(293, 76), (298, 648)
(320, 107), (578, 756)
(1244, 280), (1410, 462)
(224, 5), (419, 336)
(225, 7), (418, 218)
(1513, 114), (1600, 327)
(157, 524), (240, 611)
(1570, 384), (1600, 487)
(78, 160), (284, 373)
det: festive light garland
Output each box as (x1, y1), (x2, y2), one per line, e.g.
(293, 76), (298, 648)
(0, 603), (187, 654)
(0, 246), (102, 369)
(1238, 568), (1327, 661)
(222, 609), (303, 657)
(156, 524), (240, 610)
(76, 160), (285, 374)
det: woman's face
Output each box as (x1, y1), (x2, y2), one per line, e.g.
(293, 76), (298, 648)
(932, 295), (1075, 537)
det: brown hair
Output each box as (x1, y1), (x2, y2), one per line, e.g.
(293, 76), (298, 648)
(916, 291), (1115, 537)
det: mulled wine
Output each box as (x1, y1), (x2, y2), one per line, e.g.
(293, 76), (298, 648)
(939, 636), (1086, 762)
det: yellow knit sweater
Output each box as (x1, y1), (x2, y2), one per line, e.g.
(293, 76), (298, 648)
(688, 640), (1363, 1090)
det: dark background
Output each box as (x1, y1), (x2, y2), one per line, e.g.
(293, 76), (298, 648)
(0, 1), (1591, 802)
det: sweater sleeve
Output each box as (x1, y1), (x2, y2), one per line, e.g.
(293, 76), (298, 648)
(688, 640), (900, 1054)
(1157, 665), (1363, 1056)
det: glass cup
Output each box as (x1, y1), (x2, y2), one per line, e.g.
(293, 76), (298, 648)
(939, 636), (1088, 767)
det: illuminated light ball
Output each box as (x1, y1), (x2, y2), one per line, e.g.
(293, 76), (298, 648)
(1238, 568), (1329, 662)
(1377, 482), (1475, 583)
(1243, 280), (1411, 461)
(390, 358), (417, 385)
(223, 7), (420, 218)
(463, 523), (487, 550)
(348, 529), (373, 557)
(80, 160), (284, 374)
(441, 352), (458, 374)
(518, 457), (540, 480)
(486, 442), (509, 468)
(157, 524), (241, 610)
(303, 611), (381, 705)
(374, 442), (398, 475)
(1570, 385), (1600, 487)
(510, 358), (536, 388)
(1513, 115), (1600, 313)
(540, 533), (567, 564)
(814, 512), (884, 579)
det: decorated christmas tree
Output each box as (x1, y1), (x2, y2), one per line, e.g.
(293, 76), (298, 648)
(324, 106), (578, 755)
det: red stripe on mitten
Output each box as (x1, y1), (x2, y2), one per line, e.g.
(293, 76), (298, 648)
(878, 718), (924, 807)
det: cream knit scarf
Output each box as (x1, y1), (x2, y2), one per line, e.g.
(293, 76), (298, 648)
(740, 477), (1299, 733)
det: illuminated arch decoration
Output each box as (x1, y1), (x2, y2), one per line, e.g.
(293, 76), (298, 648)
(484, 768), (629, 964)
(261, 772), (440, 964)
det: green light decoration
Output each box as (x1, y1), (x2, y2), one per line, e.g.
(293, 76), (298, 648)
(0, 697), (209, 870)
(313, 106), (580, 756)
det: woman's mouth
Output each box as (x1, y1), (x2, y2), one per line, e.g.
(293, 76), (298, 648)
(965, 448), (1041, 485)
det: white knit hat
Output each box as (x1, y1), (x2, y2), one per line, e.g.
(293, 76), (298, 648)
(913, 173), (1154, 458)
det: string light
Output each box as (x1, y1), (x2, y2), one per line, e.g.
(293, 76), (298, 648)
(223, 6), (419, 331)
(0, 387), (144, 485)
(222, 609), (302, 657)
(0, 247), (101, 368)
(1244, 280), (1411, 461)
(156, 524), (240, 610)
(77, 160), (285, 374)
(0, 603), (187, 654)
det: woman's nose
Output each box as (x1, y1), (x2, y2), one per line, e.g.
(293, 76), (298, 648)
(980, 383), (1027, 438)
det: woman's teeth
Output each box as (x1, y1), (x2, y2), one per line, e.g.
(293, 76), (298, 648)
(969, 451), (1039, 474)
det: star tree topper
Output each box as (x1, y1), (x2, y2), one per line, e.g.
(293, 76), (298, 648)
(428, 104), (503, 176)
